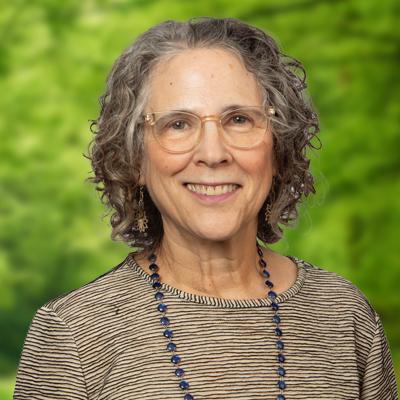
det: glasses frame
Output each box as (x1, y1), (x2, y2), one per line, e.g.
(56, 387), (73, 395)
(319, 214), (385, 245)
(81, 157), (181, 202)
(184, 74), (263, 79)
(141, 105), (276, 154)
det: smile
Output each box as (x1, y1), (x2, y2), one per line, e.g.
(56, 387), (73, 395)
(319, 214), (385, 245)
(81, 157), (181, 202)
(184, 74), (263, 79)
(185, 183), (240, 196)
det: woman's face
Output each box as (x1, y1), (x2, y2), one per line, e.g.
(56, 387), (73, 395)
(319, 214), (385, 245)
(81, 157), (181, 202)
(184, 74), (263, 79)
(139, 48), (276, 242)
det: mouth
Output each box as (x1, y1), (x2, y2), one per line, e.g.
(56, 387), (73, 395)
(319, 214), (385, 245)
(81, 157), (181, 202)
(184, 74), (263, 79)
(183, 183), (241, 196)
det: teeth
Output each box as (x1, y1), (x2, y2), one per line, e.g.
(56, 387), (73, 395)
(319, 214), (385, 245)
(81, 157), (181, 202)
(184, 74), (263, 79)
(186, 184), (239, 196)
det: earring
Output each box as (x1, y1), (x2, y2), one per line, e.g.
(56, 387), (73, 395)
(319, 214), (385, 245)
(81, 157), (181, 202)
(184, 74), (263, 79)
(264, 202), (272, 223)
(134, 186), (148, 233)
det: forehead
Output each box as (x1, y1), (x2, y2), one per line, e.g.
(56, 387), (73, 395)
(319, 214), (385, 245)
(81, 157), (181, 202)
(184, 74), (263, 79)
(145, 48), (264, 112)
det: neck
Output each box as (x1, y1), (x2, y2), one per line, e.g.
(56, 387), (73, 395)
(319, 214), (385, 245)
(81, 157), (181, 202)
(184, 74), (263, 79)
(138, 224), (274, 300)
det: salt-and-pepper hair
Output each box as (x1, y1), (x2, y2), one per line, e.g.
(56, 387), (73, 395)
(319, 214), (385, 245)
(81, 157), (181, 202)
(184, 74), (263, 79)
(86, 17), (321, 252)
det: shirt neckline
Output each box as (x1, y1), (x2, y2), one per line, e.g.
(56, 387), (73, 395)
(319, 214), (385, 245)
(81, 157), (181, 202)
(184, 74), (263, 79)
(125, 252), (307, 308)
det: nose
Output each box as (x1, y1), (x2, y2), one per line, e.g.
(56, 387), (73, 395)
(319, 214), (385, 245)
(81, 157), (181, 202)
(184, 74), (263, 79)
(191, 118), (232, 166)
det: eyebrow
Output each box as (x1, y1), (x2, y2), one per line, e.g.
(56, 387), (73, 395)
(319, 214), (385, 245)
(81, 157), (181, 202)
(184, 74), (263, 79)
(170, 104), (254, 114)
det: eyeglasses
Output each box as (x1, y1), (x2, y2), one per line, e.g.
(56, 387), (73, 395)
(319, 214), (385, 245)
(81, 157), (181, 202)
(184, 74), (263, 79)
(141, 105), (276, 154)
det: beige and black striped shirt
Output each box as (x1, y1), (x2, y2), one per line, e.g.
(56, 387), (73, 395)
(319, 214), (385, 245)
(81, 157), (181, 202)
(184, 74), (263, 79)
(14, 254), (398, 399)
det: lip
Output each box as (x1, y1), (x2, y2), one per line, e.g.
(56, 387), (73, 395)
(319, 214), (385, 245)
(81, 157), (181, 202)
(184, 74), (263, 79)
(184, 182), (241, 187)
(184, 183), (241, 203)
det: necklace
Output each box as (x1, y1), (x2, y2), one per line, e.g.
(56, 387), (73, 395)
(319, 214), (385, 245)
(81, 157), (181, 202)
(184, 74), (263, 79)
(147, 241), (286, 400)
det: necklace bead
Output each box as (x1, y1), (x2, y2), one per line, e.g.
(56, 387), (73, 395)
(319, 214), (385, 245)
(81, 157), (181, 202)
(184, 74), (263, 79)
(149, 262), (158, 270)
(277, 353), (285, 363)
(152, 281), (161, 289)
(150, 272), (160, 280)
(171, 354), (181, 364)
(273, 315), (281, 324)
(275, 327), (283, 336)
(180, 380), (190, 390)
(277, 366), (286, 376)
(160, 316), (170, 326)
(278, 380), (287, 390)
(163, 329), (173, 338)
(276, 340), (284, 350)
(262, 269), (270, 278)
(266, 280), (274, 288)
(155, 291), (164, 301)
(148, 242), (287, 399)
(167, 342), (177, 351)
(268, 290), (277, 300)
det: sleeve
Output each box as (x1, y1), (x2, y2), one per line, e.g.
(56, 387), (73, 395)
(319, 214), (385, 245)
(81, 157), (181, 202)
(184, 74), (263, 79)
(360, 311), (398, 400)
(14, 306), (88, 400)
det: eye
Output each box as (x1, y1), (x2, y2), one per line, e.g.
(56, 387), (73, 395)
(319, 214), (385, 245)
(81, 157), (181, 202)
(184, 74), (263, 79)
(155, 113), (194, 133)
(224, 111), (255, 128)
(168, 120), (188, 130)
(230, 114), (250, 124)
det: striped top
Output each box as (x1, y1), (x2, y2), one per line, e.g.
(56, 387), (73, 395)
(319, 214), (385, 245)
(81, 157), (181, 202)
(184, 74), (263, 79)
(14, 253), (398, 399)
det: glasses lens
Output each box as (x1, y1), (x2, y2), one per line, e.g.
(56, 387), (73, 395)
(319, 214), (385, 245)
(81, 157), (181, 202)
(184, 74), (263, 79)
(221, 107), (269, 148)
(152, 111), (199, 152)
(147, 107), (271, 152)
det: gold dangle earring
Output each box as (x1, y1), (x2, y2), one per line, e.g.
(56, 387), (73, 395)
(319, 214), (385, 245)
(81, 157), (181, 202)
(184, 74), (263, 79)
(134, 186), (148, 233)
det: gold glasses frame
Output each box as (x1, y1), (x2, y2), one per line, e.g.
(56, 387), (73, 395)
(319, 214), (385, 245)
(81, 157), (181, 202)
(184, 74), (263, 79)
(141, 105), (276, 154)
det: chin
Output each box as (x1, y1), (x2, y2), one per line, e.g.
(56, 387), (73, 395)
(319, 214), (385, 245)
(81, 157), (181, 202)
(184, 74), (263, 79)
(188, 223), (242, 242)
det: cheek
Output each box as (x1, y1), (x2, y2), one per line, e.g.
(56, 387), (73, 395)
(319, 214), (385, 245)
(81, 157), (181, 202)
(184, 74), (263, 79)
(143, 141), (190, 182)
(260, 138), (276, 175)
(249, 158), (273, 186)
(246, 144), (274, 176)
(240, 148), (275, 201)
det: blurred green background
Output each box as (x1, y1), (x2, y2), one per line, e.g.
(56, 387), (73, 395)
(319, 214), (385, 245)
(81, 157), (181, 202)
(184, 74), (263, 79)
(1, 0), (399, 397)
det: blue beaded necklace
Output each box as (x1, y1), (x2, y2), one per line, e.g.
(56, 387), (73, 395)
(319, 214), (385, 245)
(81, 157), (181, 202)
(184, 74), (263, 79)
(147, 241), (286, 400)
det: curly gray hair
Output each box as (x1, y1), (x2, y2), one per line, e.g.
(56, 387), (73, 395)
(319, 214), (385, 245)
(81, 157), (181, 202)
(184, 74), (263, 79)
(86, 16), (321, 253)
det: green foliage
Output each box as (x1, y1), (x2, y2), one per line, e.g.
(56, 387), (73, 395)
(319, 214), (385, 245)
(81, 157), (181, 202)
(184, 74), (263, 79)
(0, 374), (15, 400)
(1, 0), (399, 394)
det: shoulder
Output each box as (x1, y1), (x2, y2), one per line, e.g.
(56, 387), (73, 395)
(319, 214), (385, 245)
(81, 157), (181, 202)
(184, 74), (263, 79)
(297, 257), (374, 305)
(294, 257), (397, 396)
(292, 257), (385, 358)
(38, 254), (143, 327)
(294, 256), (378, 327)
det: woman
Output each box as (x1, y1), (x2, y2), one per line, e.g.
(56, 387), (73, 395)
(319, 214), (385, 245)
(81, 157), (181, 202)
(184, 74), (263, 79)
(14, 17), (398, 400)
